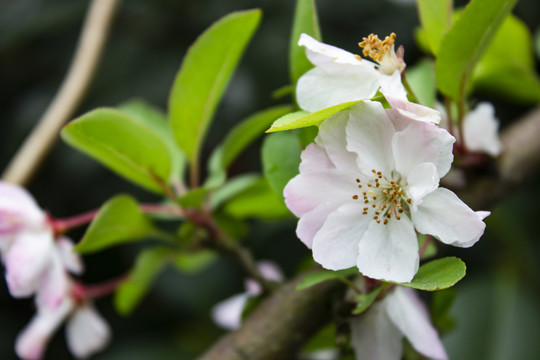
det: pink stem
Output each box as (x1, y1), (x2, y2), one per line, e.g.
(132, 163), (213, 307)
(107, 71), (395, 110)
(73, 274), (129, 301)
(418, 235), (432, 258)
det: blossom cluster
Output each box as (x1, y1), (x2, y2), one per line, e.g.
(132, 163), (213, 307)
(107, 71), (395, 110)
(0, 182), (109, 359)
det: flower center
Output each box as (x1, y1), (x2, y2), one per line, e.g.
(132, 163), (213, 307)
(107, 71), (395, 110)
(351, 169), (412, 225)
(358, 33), (396, 62)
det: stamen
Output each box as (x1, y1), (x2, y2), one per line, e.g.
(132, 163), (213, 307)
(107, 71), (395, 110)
(358, 33), (396, 62)
(352, 195), (358, 200)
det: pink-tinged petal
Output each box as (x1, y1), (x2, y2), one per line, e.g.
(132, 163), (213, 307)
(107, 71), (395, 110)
(411, 188), (486, 248)
(379, 71), (441, 124)
(296, 201), (343, 248)
(5, 230), (54, 298)
(385, 287), (448, 360)
(316, 111), (359, 170)
(36, 252), (69, 310)
(406, 163), (439, 209)
(346, 101), (396, 177)
(15, 297), (73, 360)
(211, 293), (250, 330)
(66, 304), (111, 359)
(350, 302), (403, 360)
(245, 261), (284, 295)
(312, 203), (371, 270)
(0, 182), (45, 228)
(299, 143), (334, 173)
(463, 102), (501, 156)
(357, 216), (419, 282)
(391, 120), (455, 179)
(298, 33), (368, 67)
(56, 236), (84, 275)
(284, 170), (358, 217)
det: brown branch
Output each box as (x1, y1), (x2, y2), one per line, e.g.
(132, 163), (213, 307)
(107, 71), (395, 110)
(2, 0), (122, 185)
(198, 105), (540, 360)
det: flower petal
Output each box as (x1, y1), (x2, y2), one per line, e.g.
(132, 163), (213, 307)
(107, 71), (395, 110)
(299, 143), (334, 173)
(316, 110), (359, 170)
(356, 216), (419, 282)
(312, 203), (371, 270)
(299, 33), (367, 67)
(350, 302), (403, 360)
(296, 201), (343, 248)
(56, 236), (84, 275)
(0, 182), (45, 228)
(66, 304), (111, 359)
(346, 101), (396, 177)
(463, 102), (501, 156)
(36, 251), (68, 310)
(16, 297), (73, 360)
(211, 293), (250, 330)
(411, 188), (486, 248)
(5, 230), (54, 298)
(385, 287), (448, 360)
(245, 261), (284, 295)
(406, 163), (440, 209)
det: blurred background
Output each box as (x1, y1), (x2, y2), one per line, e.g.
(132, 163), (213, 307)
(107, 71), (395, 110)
(1, 0), (539, 359)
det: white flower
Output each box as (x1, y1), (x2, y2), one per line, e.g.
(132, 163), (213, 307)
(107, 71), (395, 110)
(284, 101), (488, 282)
(350, 286), (447, 360)
(212, 261), (283, 330)
(463, 103), (502, 156)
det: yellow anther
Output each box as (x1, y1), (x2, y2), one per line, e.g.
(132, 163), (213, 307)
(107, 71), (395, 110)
(352, 195), (359, 200)
(359, 33), (396, 62)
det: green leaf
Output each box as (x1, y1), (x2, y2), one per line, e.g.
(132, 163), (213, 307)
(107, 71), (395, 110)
(405, 59), (437, 108)
(296, 268), (358, 291)
(352, 287), (383, 315)
(62, 109), (172, 193)
(76, 195), (160, 254)
(472, 15), (540, 103)
(435, 0), (518, 101)
(114, 247), (172, 315)
(418, 233), (437, 260)
(398, 257), (466, 291)
(262, 132), (302, 198)
(174, 250), (217, 273)
(177, 187), (208, 209)
(205, 105), (293, 188)
(223, 177), (290, 220)
(266, 101), (357, 132)
(535, 28), (540, 59)
(169, 10), (261, 163)
(290, 0), (321, 83)
(430, 288), (457, 332)
(118, 100), (187, 182)
(210, 174), (260, 209)
(417, 0), (453, 55)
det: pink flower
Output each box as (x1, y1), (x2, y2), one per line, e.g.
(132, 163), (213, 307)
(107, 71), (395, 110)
(350, 286), (447, 360)
(284, 101), (488, 282)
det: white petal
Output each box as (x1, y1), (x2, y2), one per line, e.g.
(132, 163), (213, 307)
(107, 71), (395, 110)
(411, 188), (486, 248)
(476, 211), (491, 220)
(0, 182), (45, 229)
(350, 302), (403, 360)
(298, 33), (367, 66)
(391, 119), (455, 179)
(346, 101), (396, 177)
(66, 304), (111, 359)
(312, 203), (371, 270)
(316, 110), (359, 170)
(299, 143), (334, 173)
(296, 201), (343, 248)
(284, 170), (358, 217)
(385, 287), (448, 360)
(5, 230), (54, 298)
(16, 297), (73, 360)
(56, 236), (84, 275)
(356, 216), (419, 282)
(36, 251), (69, 310)
(245, 261), (284, 295)
(463, 102), (502, 156)
(406, 163), (440, 209)
(211, 293), (250, 330)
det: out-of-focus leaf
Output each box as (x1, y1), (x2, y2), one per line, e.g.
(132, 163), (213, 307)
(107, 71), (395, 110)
(417, 0), (453, 55)
(297, 127), (318, 148)
(290, 0), (321, 83)
(114, 247), (172, 315)
(76, 195), (162, 254)
(418, 234), (437, 260)
(398, 257), (466, 291)
(352, 286), (383, 315)
(118, 100), (187, 182)
(169, 10), (261, 163)
(430, 288), (457, 332)
(223, 178), (290, 220)
(435, 0), (518, 101)
(174, 250), (217, 273)
(296, 268), (358, 291)
(535, 28), (540, 59)
(177, 188), (208, 209)
(262, 132), (301, 198)
(405, 59), (437, 108)
(62, 109), (171, 193)
(210, 174), (260, 209)
(302, 324), (337, 353)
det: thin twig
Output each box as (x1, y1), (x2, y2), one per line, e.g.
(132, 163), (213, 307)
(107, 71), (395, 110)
(2, 0), (122, 185)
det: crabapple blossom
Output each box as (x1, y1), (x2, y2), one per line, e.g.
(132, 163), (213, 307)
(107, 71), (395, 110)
(350, 286), (447, 360)
(284, 101), (488, 282)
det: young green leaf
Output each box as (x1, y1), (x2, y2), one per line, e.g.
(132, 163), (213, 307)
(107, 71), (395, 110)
(169, 10), (262, 163)
(398, 257), (466, 291)
(405, 59), (437, 108)
(114, 247), (172, 315)
(435, 0), (518, 101)
(296, 268), (358, 291)
(210, 174), (260, 209)
(266, 101), (358, 132)
(290, 0), (322, 83)
(76, 195), (161, 254)
(177, 187), (208, 209)
(62, 109), (172, 194)
(417, 0), (453, 55)
(352, 287), (383, 315)
(262, 132), (301, 197)
(174, 250), (217, 273)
